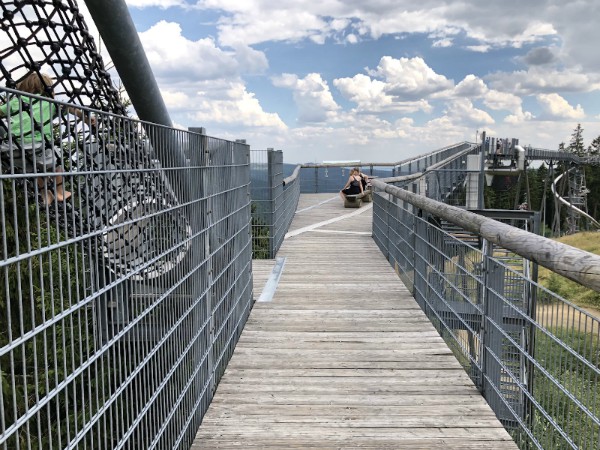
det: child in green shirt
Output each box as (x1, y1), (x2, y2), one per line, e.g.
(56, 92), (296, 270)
(0, 72), (92, 204)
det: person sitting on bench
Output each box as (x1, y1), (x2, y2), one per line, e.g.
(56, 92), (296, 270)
(358, 170), (369, 191)
(339, 167), (363, 201)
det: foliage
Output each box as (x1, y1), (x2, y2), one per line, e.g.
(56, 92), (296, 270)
(567, 124), (600, 224)
(530, 327), (600, 450)
(537, 232), (600, 309)
(485, 125), (600, 235)
(251, 202), (271, 259)
(568, 123), (585, 156)
(0, 180), (98, 448)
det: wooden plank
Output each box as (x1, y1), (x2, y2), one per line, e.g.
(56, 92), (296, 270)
(193, 193), (518, 449)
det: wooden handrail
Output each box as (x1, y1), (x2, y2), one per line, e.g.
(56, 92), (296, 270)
(371, 178), (600, 293)
(282, 164), (301, 186)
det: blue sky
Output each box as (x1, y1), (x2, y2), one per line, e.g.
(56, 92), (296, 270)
(81, 0), (600, 163)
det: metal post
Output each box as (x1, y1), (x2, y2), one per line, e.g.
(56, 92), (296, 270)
(84, 0), (172, 127)
(271, 150), (284, 254)
(481, 239), (511, 421)
(267, 150), (276, 257)
(84, 0), (189, 196)
(479, 133), (486, 209)
(413, 210), (427, 305)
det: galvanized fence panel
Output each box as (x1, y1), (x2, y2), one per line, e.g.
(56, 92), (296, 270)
(274, 167), (301, 253)
(0, 87), (253, 449)
(249, 149), (270, 258)
(372, 190), (600, 450)
(250, 149), (300, 259)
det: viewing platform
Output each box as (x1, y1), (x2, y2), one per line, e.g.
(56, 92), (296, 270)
(193, 193), (517, 449)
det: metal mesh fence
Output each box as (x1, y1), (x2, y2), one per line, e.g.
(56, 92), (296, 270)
(250, 149), (299, 259)
(0, 87), (253, 449)
(275, 168), (300, 253)
(373, 191), (600, 450)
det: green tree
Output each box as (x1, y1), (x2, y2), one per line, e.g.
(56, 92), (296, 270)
(568, 123), (585, 156)
(588, 135), (600, 156)
(584, 134), (600, 219)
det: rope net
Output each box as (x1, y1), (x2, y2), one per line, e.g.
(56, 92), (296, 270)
(0, 0), (125, 114)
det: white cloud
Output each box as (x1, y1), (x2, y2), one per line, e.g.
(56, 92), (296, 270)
(504, 109), (534, 124)
(139, 21), (267, 81)
(333, 73), (432, 114)
(487, 69), (599, 95)
(82, 1), (600, 163)
(453, 75), (534, 123)
(161, 90), (190, 111)
(444, 98), (495, 127)
(191, 81), (287, 128)
(208, 8), (330, 47)
(346, 34), (358, 44)
(272, 73), (340, 123)
(465, 45), (491, 53)
(454, 75), (488, 97)
(537, 93), (585, 119)
(368, 56), (453, 100)
(483, 90), (522, 112)
(432, 38), (453, 48)
(191, 2), (557, 52)
(126, 0), (185, 8)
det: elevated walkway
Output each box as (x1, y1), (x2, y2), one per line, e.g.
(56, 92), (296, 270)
(193, 194), (517, 449)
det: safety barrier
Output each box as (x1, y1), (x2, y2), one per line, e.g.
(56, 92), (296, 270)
(372, 175), (600, 450)
(0, 87), (253, 449)
(250, 149), (300, 258)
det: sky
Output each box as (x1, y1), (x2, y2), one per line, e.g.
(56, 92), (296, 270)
(80, 0), (600, 163)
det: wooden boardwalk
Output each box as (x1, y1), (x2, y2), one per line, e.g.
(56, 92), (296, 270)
(193, 193), (518, 449)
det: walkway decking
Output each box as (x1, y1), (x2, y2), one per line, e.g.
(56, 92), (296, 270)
(193, 194), (518, 449)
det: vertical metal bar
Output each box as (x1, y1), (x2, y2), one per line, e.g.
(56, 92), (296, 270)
(267, 150), (276, 258)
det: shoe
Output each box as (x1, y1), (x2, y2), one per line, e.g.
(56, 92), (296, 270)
(54, 182), (72, 202)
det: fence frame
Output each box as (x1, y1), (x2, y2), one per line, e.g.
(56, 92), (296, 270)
(250, 149), (300, 258)
(371, 175), (600, 449)
(0, 86), (254, 449)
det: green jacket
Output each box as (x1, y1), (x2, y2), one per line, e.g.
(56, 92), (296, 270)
(0, 95), (57, 145)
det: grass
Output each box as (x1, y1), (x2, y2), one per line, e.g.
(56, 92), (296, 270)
(528, 327), (600, 450)
(537, 232), (600, 310)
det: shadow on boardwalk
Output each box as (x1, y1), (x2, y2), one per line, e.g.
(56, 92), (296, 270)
(193, 193), (517, 449)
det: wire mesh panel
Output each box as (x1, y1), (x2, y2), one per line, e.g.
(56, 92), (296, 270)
(249, 149), (273, 258)
(0, 87), (252, 449)
(250, 149), (299, 259)
(373, 189), (600, 450)
(273, 168), (300, 255)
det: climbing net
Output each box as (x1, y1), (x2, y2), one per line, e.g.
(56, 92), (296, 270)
(0, 1), (192, 282)
(0, 0), (125, 114)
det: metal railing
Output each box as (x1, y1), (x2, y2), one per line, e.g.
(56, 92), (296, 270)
(371, 176), (600, 450)
(250, 149), (300, 258)
(0, 87), (253, 449)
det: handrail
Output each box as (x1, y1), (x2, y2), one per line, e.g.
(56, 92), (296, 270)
(372, 178), (600, 292)
(283, 164), (301, 186)
(300, 141), (473, 168)
(378, 144), (478, 183)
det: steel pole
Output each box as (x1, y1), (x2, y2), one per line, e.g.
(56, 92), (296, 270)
(83, 0), (172, 127)
(84, 0), (190, 199)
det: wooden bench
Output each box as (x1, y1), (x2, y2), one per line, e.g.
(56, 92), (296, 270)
(343, 188), (372, 208)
